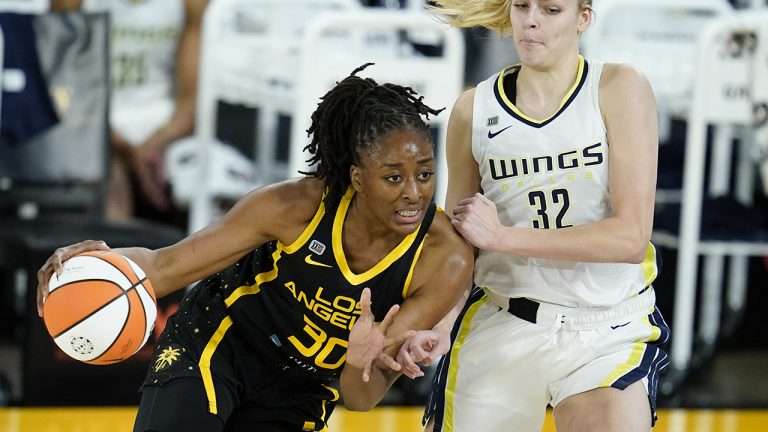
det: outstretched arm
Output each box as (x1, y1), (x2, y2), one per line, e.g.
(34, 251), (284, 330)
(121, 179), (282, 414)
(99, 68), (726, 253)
(339, 213), (474, 411)
(37, 178), (323, 314)
(341, 288), (415, 405)
(397, 286), (469, 378)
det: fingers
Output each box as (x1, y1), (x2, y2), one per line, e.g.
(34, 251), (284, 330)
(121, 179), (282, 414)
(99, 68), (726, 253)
(362, 361), (372, 383)
(35, 240), (110, 317)
(377, 351), (402, 373)
(384, 329), (416, 350)
(398, 349), (424, 379)
(410, 341), (432, 362)
(377, 303), (400, 336)
(359, 287), (372, 316)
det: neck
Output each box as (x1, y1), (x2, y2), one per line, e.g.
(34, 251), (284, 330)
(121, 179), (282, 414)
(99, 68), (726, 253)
(517, 53), (581, 106)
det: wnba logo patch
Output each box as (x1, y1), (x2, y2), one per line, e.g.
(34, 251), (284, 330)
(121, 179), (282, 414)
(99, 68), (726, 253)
(309, 240), (326, 255)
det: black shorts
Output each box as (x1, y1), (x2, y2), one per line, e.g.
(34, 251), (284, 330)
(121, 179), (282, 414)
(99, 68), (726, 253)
(134, 378), (334, 432)
(135, 278), (339, 432)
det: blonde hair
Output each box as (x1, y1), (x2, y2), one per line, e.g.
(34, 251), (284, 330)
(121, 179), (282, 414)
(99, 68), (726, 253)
(428, 0), (593, 37)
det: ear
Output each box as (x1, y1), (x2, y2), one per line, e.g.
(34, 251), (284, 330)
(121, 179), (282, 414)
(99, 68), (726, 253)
(350, 164), (364, 192)
(577, 7), (592, 33)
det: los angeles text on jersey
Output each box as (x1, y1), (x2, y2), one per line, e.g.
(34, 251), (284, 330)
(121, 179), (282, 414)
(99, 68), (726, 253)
(487, 142), (604, 181)
(283, 281), (362, 331)
(282, 280), (362, 371)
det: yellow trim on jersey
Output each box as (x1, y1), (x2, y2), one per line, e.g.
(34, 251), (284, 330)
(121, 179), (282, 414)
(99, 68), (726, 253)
(641, 243), (658, 286)
(284, 196), (326, 254)
(402, 241), (425, 298)
(402, 207), (440, 298)
(496, 55), (585, 124)
(199, 315), (233, 415)
(599, 314), (661, 387)
(443, 294), (487, 432)
(224, 244), (284, 307)
(332, 187), (422, 285)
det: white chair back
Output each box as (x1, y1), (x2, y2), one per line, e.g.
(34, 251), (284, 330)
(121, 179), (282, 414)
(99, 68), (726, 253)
(666, 9), (768, 380)
(582, 0), (733, 138)
(190, 0), (360, 230)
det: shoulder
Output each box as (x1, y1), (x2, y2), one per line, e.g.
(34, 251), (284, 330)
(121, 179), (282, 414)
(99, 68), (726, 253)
(453, 88), (476, 115)
(448, 87), (477, 127)
(262, 176), (324, 218)
(599, 63), (653, 96)
(234, 177), (324, 244)
(598, 63), (656, 118)
(422, 210), (473, 273)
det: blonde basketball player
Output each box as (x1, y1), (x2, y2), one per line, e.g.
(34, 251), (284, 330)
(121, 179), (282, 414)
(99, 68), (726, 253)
(399, 1), (671, 431)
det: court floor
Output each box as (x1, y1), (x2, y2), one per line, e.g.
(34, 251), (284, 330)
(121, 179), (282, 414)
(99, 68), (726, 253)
(1, 407), (768, 431)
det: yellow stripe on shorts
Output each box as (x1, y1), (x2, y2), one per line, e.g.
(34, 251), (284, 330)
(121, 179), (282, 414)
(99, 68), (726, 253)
(443, 294), (487, 432)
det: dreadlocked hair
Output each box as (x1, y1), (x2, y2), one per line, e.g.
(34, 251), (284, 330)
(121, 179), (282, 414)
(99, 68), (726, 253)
(301, 63), (443, 210)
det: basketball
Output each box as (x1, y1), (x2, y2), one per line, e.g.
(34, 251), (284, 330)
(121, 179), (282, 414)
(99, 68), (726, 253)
(42, 251), (157, 365)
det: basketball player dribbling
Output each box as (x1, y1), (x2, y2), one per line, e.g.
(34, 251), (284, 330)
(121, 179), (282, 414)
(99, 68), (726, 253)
(398, 1), (671, 431)
(36, 65), (473, 432)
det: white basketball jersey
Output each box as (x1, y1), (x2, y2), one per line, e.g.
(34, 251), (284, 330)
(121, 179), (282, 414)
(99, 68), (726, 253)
(472, 56), (658, 307)
(84, 0), (185, 143)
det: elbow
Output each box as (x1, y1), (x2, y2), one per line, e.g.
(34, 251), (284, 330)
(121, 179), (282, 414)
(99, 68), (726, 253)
(624, 232), (651, 264)
(343, 399), (376, 412)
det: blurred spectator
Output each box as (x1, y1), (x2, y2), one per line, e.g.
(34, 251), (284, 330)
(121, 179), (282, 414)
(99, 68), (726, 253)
(0, 14), (60, 148)
(51, 0), (207, 223)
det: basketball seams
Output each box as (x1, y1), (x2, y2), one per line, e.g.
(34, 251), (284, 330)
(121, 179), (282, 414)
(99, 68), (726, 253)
(82, 252), (140, 288)
(44, 251), (157, 365)
(49, 283), (131, 339)
(97, 289), (141, 364)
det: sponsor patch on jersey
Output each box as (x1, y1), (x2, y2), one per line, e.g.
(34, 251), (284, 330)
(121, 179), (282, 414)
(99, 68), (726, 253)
(309, 239), (326, 255)
(487, 116), (499, 127)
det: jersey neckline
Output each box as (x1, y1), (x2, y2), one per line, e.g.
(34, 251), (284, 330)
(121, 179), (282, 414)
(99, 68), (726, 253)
(493, 55), (589, 129)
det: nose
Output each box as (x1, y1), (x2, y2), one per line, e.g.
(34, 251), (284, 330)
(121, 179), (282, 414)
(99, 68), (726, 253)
(402, 178), (422, 202)
(523, 8), (538, 29)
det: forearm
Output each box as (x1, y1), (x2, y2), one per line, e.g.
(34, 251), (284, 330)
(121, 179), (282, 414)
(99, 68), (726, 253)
(114, 247), (188, 298)
(494, 217), (651, 264)
(140, 104), (195, 152)
(432, 286), (470, 334)
(339, 362), (400, 411)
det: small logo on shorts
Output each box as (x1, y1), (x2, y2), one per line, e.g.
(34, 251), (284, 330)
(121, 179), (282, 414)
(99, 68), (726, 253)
(154, 346), (182, 372)
(610, 322), (630, 330)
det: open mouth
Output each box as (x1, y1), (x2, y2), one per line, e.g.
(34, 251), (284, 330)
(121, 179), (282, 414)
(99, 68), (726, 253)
(395, 209), (422, 225)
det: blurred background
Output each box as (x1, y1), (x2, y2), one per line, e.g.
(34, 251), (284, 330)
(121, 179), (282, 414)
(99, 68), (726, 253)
(1, 0), (768, 430)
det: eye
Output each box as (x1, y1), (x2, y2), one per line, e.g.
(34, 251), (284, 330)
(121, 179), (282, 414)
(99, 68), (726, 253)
(513, 3), (529, 10)
(418, 171), (434, 181)
(546, 8), (560, 14)
(386, 175), (402, 183)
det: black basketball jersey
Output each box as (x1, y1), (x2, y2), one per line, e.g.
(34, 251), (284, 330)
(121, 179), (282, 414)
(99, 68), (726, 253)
(223, 187), (437, 379)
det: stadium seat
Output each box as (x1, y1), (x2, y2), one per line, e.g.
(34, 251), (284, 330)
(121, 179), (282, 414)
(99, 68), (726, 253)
(0, 12), (185, 405)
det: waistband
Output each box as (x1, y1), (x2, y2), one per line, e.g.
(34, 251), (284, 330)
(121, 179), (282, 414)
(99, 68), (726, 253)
(482, 287), (656, 331)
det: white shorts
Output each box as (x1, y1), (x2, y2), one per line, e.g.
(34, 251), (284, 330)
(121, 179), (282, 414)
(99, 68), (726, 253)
(424, 287), (670, 432)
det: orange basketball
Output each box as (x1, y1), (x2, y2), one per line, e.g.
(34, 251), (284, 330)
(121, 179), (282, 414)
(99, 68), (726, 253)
(43, 250), (157, 365)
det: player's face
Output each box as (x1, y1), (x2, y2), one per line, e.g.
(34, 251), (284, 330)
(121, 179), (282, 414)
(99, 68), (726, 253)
(509, 0), (590, 67)
(351, 130), (436, 236)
